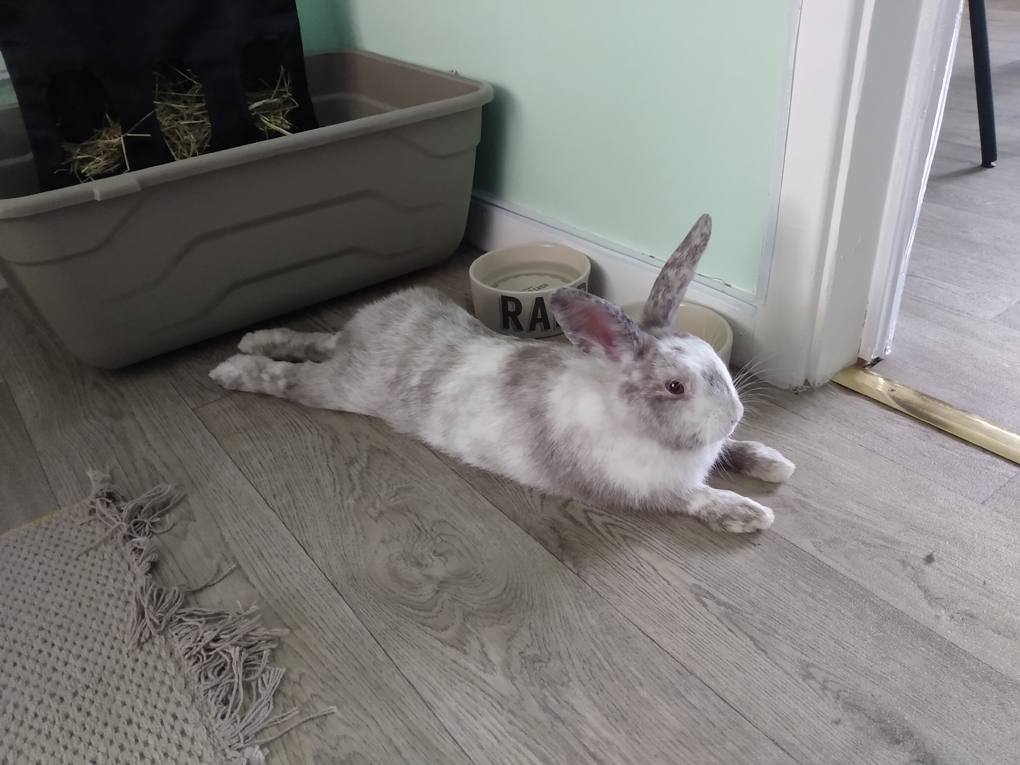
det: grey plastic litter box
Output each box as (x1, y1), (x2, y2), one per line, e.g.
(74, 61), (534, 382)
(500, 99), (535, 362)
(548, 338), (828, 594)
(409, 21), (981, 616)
(0, 50), (493, 367)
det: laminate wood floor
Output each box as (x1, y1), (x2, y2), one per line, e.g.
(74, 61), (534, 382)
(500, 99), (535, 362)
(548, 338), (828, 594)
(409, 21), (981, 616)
(876, 0), (1020, 433)
(2, 242), (1020, 764)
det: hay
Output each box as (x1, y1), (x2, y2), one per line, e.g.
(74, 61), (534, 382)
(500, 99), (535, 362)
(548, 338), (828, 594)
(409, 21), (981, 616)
(247, 71), (299, 139)
(62, 67), (298, 182)
(62, 116), (148, 182)
(154, 68), (212, 161)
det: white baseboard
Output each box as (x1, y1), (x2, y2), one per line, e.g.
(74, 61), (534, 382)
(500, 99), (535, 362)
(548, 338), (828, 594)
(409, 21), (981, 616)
(465, 194), (758, 369)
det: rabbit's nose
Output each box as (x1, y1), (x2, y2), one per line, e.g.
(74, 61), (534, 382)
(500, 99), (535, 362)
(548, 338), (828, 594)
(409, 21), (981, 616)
(731, 401), (744, 425)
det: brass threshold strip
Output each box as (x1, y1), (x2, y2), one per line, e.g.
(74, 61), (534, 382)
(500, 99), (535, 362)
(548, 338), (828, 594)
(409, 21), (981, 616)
(832, 367), (1020, 466)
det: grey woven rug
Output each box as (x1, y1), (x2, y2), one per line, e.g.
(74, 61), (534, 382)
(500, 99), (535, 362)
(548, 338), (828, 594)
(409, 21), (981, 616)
(0, 472), (332, 765)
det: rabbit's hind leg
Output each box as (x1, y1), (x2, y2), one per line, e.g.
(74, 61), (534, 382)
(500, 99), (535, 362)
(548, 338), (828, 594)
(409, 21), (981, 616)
(238, 328), (339, 362)
(210, 354), (337, 409)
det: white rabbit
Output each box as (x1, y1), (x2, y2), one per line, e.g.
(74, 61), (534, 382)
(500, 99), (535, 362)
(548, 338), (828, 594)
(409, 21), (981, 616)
(210, 214), (794, 532)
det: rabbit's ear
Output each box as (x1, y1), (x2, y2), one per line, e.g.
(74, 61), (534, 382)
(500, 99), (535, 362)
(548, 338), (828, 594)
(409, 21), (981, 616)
(643, 213), (712, 329)
(549, 288), (645, 365)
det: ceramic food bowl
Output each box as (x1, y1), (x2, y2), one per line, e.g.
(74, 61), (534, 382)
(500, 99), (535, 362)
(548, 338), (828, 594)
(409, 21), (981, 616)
(623, 300), (734, 366)
(469, 243), (591, 339)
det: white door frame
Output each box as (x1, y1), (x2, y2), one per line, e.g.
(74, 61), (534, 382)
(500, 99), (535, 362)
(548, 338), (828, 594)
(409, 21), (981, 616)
(755, 0), (963, 387)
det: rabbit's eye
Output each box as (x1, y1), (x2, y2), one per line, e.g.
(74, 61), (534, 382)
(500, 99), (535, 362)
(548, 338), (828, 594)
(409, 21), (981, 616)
(666, 380), (685, 395)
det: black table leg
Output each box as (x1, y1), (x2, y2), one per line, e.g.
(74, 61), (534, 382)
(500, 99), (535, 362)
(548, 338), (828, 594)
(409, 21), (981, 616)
(969, 0), (997, 167)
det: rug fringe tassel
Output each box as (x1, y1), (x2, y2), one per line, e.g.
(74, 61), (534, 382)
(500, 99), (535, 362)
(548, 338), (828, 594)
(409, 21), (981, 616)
(80, 471), (336, 765)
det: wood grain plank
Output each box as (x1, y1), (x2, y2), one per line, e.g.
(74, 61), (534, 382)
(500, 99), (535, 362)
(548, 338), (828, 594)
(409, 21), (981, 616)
(876, 295), (1020, 434)
(985, 473), (1020, 516)
(926, 150), (1020, 223)
(198, 393), (796, 765)
(993, 299), (1020, 332)
(770, 382), (1018, 504)
(901, 261), (1020, 322)
(921, 175), (1020, 225)
(911, 203), (1020, 293)
(925, 139), (992, 179)
(886, 180), (1020, 321)
(0, 378), (57, 533)
(437, 404), (1020, 765)
(733, 403), (1020, 679)
(0, 293), (474, 765)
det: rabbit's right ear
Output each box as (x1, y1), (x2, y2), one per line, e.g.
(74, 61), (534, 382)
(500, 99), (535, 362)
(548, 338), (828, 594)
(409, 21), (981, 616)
(549, 288), (645, 365)
(643, 213), (712, 330)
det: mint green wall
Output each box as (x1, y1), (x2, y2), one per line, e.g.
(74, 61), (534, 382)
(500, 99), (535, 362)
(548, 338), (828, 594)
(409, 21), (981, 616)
(295, 0), (355, 52)
(336, 0), (791, 294)
(0, 79), (14, 107)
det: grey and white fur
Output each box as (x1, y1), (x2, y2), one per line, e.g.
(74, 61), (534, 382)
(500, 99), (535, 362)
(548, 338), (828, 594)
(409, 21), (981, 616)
(210, 214), (794, 532)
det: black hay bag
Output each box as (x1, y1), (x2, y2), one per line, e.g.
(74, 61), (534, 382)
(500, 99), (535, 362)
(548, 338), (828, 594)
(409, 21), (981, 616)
(0, 0), (319, 191)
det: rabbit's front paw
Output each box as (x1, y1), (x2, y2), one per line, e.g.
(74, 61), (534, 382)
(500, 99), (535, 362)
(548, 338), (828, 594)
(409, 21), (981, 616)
(705, 494), (775, 533)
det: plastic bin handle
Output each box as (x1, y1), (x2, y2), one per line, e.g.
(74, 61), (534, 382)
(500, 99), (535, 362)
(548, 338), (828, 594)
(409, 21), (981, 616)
(92, 174), (142, 201)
